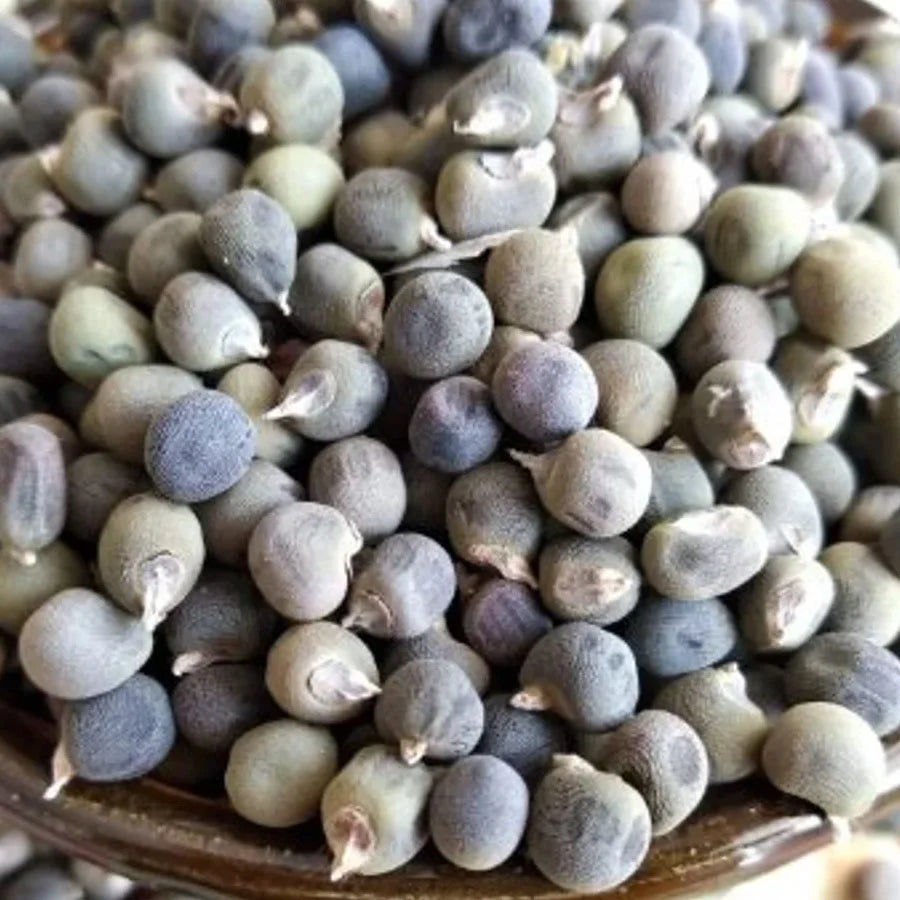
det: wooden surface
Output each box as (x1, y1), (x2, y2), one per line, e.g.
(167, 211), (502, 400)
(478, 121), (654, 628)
(0, 699), (897, 900)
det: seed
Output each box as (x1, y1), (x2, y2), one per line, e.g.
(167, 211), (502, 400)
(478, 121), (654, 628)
(737, 554), (835, 653)
(840, 486), (900, 544)
(345, 532), (454, 638)
(653, 664), (769, 784)
(641, 505), (769, 600)
(320, 744), (434, 880)
(527, 754), (651, 892)
(187, 0), (276, 77)
(266, 621), (380, 724)
(429, 755), (529, 870)
(248, 501), (361, 621)
(126, 212), (206, 305)
(18, 587), (153, 701)
(514, 622), (638, 731)
(225, 719), (339, 827)
(548, 191), (627, 282)
(639, 446), (715, 531)
(97, 203), (161, 272)
(172, 662), (276, 754)
(462, 578), (552, 668)
(513, 428), (652, 539)
(12, 219), (91, 304)
(152, 147), (244, 213)
(445, 461), (544, 586)
(691, 360), (793, 469)
(97, 492), (205, 630)
(164, 567), (278, 675)
(374, 659), (484, 763)
(761, 702), (885, 817)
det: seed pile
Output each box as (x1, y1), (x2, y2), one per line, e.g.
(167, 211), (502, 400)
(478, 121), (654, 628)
(0, 0), (899, 894)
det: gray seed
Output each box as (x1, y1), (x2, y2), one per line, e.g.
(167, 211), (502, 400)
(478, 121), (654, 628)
(98, 203), (162, 272)
(527, 755), (651, 892)
(782, 442), (857, 525)
(641, 505), (769, 600)
(548, 191), (627, 282)
(18, 588), (153, 701)
(653, 664), (769, 784)
(12, 219), (92, 304)
(66, 453), (148, 544)
(248, 501), (361, 621)
(127, 211), (206, 305)
(345, 532), (455, 639)
(761, 702), (885, 817)
(353, 0), (446, 68)
(514, 622), (638, 731)
(429, 755), (529, 870)
(152, 148), (245, 213)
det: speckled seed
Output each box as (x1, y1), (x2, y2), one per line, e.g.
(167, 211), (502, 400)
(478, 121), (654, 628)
(119, 57), (225, 158)
(445, 462), (544, 587)
(48, 286), (157, 389)
(653, 664), (769, 784)
(196, 459), (302, 567)
(737, 555), (835, 653)
(375, 659), (484, 763)
(773, 335), (858, 445)
(408, 376), (502, 474)
(821, 542), (900, 647)
(0, 541), (89, 634)
(287, 244), (384, 350)
(217, 363), (303, 469)
(594, 236), (705, 349)
(762, 702), (885, 817)
(383, 272), (493, 380)
(790, 236), (900, 349)
(12, 219), (92, 304)
(513, 429), (652, 540)
(247, 501), (361, 621)
(97, 492), (205, 630)
(621, 151), (716, 234)
(604, 24), (710, 135)
(435, 144), (557, 241)
(721, 466), (824, 558)
(126, 212), (206, 305)
(152, 148), (244, 213)
(266, 621), (380, 725)
(199, 188), (297, 312)
(581, 340), (677, 446)
(622, 595), (738, 678)
(484, 228), (585, 334)
(703, 185), (811, 286)
(243, 144), (345, 231)
(172, 662), (275, 754)
(641, 506), (769, 600)
(382, 620), (491, 695)
(444, 48), (558, 148)
(164, 568), (277, 675)
(154, 272), (267, 372)
(538, 535), (639, 626)
(0, 421), (66, 565)
(785, 633), (900, 737)
(528, 755), (651, 892)
(429, 755), (529, 870)
(320, 744), (434, 879)
(90, 365), (203, 465)
(588, 710), (709, 836)
(691, 360), (793, 469)
(51, 674), (175, 797)
(468, 326), (541, 385)
(333, 167), (444, 263)
(225, 720), (339, 827)
(345, 532), (455, 639)
(462, 578), (552, 668)
(551, 78), (642, 191)
(308, 437), (405, 542)
(674, 285), (778, 383)
(513, 622), (638, 731)
(49, 107), (150, 216)
(639, 447), (715, 530)
(18, 588), (153, 700)
(265, 340), (388, 442)
(492, 341), (597, 445)
(144, 389), (255, 504)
